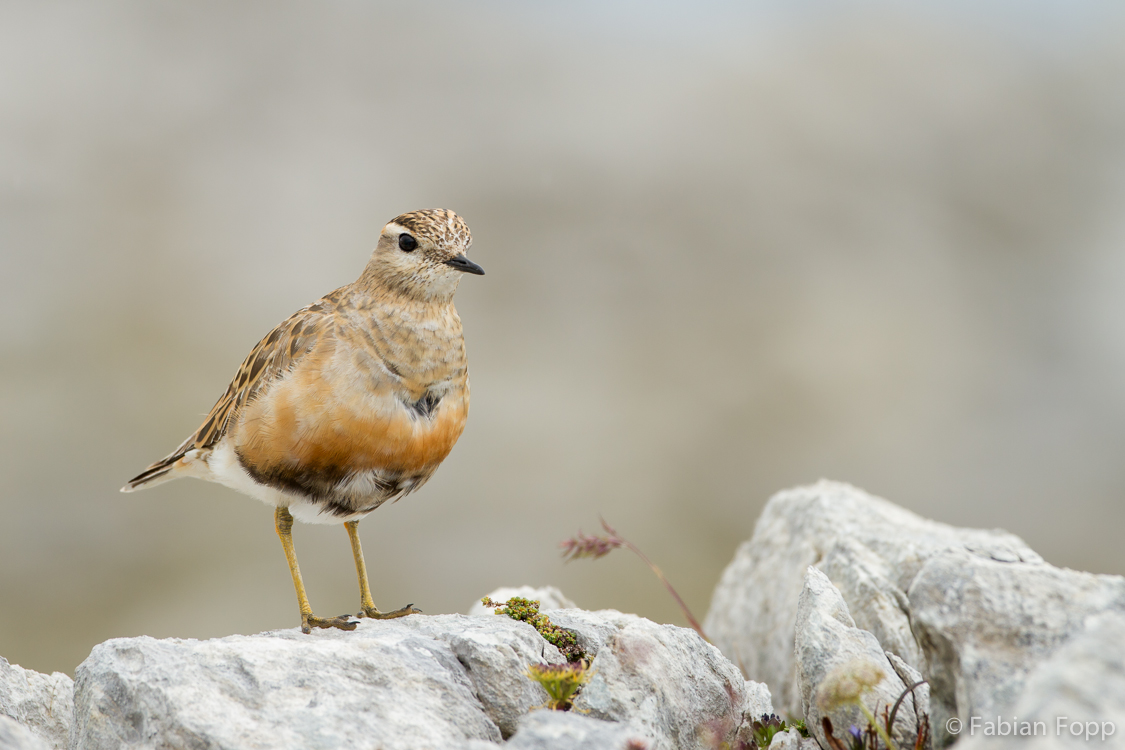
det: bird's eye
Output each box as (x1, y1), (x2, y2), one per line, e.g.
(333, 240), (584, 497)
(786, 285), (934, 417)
(398, 234), (417, 252)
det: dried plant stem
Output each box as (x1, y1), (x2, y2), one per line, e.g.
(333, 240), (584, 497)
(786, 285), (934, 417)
(600, 520), (709, 643)
(858, 703), (897, 750)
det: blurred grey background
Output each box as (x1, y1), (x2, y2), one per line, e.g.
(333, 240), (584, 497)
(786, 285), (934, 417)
(2, 0), (1125, 676)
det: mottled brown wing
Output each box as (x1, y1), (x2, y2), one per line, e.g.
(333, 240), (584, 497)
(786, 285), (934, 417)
(123, 302), (332, 490)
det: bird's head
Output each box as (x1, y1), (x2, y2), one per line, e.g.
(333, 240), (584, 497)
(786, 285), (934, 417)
(365, 208), (483, 302)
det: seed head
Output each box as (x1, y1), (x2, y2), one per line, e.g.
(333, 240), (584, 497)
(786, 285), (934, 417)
(560, 531), (622, 561)
(817, 659), (886, 712)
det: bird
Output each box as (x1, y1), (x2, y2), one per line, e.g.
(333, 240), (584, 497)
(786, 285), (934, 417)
(122, 208), (484, 633)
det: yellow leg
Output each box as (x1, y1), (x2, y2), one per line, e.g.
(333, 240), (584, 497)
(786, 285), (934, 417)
(275, 507), (356, 634)
(345, 519), (420, 620)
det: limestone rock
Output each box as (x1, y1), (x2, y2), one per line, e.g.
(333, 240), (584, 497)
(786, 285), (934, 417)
(908, 550), (1125, 746)
(468, 586), (577, 616)
(0, 715), (50, 750)
(505, 710), (646, 750)
(405, 614), (569, 739)
(955, 612), (1125, 750)
(794, 568), (924, 750)
(743, 679), (775, 724)
(768, 728), (820, 750)
(553, 609), (758, 749)
(704, 480), (1041, 716)
(768, 728), (801, 750)
(818, 538), (922, 670)
(707, 480), (1125, 747)
(0, 657), (72, 750)
(71, 616), (513, 750)
(68, 606), (761, 750)
(884, 651), (930, 741)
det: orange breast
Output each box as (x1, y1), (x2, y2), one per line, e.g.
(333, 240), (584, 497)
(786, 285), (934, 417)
(234, 345), (469, 481)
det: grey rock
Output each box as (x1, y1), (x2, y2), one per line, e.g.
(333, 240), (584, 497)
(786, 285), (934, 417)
(884, 651), (931, 740)
(0, 715), (50, 750)
(908, 550), (1125, 747)
(955, 612), (1125, 750)
(399, 614), (568, 739)
(67, 606), (763, 750)
(468, 586), (577, 616)
(794, 568), (922, 750)
(768, 728), (820, 750)
(768, 728), (801, 750)
(819, 538), (923, 670)
(552, 609), (755, 750)
(71, 616), (508, 750)
(744, 679), (775, 722)
(505, 710), (646, 750)
(729, 680), (777, 750)
(0, 657), (72, 750)
(548, 609), (624, 658)
(708, 481), (1125, 749)
(705, 480), (1041, 716)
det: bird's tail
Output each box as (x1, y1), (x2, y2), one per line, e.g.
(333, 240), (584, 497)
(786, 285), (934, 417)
(120, 453), (186, 493)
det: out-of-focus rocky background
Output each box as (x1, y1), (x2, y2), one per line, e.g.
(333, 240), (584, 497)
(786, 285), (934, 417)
(2, 0), (1124, 676)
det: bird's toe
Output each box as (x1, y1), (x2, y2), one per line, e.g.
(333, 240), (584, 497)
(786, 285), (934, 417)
(358, 603), (421, 620)
(302, 613), (359, 633)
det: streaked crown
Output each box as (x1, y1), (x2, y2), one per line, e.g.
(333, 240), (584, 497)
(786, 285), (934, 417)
(389, 209), (472, 256)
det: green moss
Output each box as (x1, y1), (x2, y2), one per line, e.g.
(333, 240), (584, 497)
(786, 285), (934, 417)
(481, 596), (587, 662)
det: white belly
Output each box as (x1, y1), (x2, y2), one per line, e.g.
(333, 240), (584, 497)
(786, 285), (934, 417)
(195, 440), (372, 525)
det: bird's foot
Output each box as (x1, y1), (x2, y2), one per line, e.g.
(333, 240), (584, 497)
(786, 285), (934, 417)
(358, 603), (422, 620)
(301, 613), (358, 634)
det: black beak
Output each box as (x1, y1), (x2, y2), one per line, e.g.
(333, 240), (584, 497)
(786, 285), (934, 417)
(445, 254), (485, 276)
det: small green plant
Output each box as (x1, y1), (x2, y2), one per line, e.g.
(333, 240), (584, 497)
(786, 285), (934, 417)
(526, 661), (592, 711)
(750, 715), (784, 748)
(481, 596), (587, 662)
(560, 518), (709, 642)
(702, 711), (811, 750)
(744, 714), (809, 749)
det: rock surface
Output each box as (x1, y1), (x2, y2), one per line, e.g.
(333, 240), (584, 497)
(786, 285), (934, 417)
(956, 612), (1125, 750)
(65, 607), (768, 750)
(468, 586), (577, 616)
(909, 553), (1125, 746)
(0, 715), (50, 750)
(434, 615), (570, 738)
(743, 680), (775, 726)
(768, 728), (820, 750)
(0, 656), (72, 750)
(72, 616), (507, 750)
(706, 480), (1125, 748)
(504, 711), (643, 750)
(552, 609), (768, 749)
(794, 568), (925, 750)
(706, 481), (1042, 716)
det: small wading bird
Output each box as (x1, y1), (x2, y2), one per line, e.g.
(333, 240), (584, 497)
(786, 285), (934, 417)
(123, 209), (483, 633)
